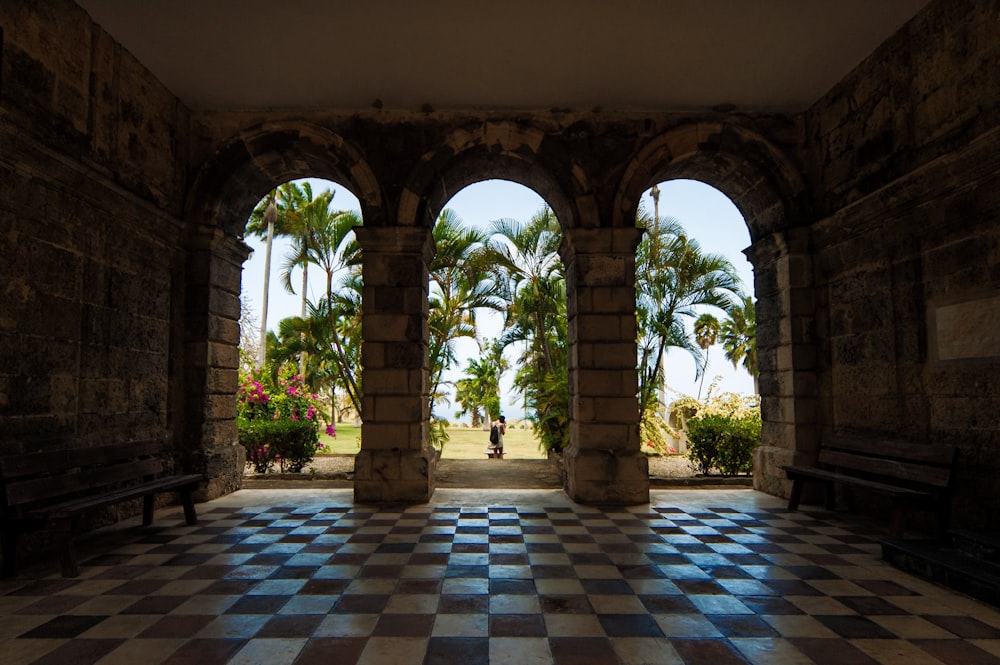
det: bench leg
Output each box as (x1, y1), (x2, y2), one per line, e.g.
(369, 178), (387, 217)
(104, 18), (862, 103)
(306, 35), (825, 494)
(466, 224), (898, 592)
(142, 495), (155, 526)
(823, 482), (837, 511)
(889, 506), (907, 539)
(50, 518), (79, 578)
(1, 528), (18, 577)
(180, 488), (198, 525)
(787, 478), (804, 510)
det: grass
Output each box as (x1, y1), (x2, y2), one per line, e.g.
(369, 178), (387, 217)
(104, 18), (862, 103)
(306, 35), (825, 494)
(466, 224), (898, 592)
(318, 424), (547, 459)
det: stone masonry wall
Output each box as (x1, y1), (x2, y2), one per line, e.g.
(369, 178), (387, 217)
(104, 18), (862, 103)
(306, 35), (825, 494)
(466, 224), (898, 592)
(0, 1), (190, 464)
(805, 0), (1000, 529)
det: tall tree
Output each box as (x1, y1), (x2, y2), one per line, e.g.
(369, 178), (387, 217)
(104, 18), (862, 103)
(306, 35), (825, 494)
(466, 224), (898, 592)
(693, 313), (721, 399)
(720, 295), (758, 393)
(484, 208), (568, 452)
(636, 214), (743, 418)
(427, 210), (502, 423)
(280, 193), (364, 415)
(454, 340), (506, 428)
(245, 182), (311, 365)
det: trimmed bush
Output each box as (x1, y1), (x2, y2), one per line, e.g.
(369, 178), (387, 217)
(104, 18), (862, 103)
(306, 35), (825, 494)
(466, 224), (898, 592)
(686, 410), (760, 476)
(238, 417), (321, 474)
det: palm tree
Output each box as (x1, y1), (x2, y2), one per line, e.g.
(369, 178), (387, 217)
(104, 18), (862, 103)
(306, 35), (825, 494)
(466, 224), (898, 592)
(483, 208), (568, 452)
(427, 210), (502, 422)
(720, 295), (758, 393)
(245, 182), (310, 365)
(636, 214), (743, 418)
(280, 193), (364, 415)
(454, 340), (506, 428)
(693, 313), (721, 399)
(270, 291), (362, 426)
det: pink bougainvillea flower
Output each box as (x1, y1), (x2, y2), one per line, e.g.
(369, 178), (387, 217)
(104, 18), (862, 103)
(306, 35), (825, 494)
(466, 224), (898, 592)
(325, 423), (337, 438)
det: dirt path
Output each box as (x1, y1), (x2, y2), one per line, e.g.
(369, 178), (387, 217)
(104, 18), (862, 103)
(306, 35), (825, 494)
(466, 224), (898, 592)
(242, 455), (752, 490)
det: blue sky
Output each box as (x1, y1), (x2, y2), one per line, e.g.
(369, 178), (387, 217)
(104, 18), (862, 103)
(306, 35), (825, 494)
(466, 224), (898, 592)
(240, 178), (755, 420)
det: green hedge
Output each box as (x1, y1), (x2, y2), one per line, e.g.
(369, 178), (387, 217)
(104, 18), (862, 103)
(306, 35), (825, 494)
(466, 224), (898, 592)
(686, 411), (761, 476)
(238, 418), (320, 473)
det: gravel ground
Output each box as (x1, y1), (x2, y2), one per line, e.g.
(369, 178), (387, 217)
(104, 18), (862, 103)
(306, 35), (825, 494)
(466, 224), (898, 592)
(242, 454), (752, 489)
(253, 454), (695, 478)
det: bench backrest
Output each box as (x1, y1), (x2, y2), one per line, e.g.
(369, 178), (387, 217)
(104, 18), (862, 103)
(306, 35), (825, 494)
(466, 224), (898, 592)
(819, 434), (956, 489)
(0, 440), (166, 508)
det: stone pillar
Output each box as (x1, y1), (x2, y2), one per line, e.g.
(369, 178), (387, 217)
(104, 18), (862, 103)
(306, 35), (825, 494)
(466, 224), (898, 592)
(561, 227), (649, 504)
(353, 226), (438, 503)
(745, 227), (817, 497)
(182, 225), (249, 500)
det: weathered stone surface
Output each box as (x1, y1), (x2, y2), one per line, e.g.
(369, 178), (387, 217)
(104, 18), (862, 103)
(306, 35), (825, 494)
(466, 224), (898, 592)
(354, 447), (437, 503)
(563, 446), (649, 504)
(2, 0), (999, 532)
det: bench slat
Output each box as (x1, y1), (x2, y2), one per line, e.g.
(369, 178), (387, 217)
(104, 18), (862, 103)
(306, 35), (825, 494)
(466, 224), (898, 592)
(5, 458), (164, 507)
(25, 474), (202, 520)
(0, 440), (162, 480)
(824, 435), (956, 465)
(782, 465), (931, 498)
(818, 450), (952, 488)
(782, 433), (956, 538)
(0, 440), (202, 578)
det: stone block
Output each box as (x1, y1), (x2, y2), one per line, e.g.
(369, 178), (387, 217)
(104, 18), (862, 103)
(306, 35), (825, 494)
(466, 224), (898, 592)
(575, 314), (626, 342)
(569, 422), (638, 450)
(208, 287), (242, 321)
(372, 395), (427, 423)
(194, 443), (245, 501)
(590, 286), (636, 314)
(575, 369), (626, 395)
(384, 342), (427, 369)
(206, 368), (239, 394)
(353, 447), (436, 503)
(204, 394), (237, 421)
(752, 445), (796, 498)
(585, 343), (636, 370)
(208, 341), (240, 370)
(574, 397), (638, 424)
(361, 422), (418, 449)
(563, 446), (649, 504)
(363, 314), (411, 341)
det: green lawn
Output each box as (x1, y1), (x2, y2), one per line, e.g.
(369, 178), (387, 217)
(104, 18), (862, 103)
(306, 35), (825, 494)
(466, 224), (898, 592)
(318, 424), (546, 459)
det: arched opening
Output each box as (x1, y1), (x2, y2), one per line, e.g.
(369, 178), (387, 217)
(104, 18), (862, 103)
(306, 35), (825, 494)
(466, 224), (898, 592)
(181, 122), (382, 497)
(617, 121), (811, 497)
(633, 179), (758, 480)
(428, 180), (565, 475)
(237, 178), (365, 480)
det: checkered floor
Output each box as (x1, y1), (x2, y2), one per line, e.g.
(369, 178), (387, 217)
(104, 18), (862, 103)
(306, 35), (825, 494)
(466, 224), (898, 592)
(2, 488), (1000, 664)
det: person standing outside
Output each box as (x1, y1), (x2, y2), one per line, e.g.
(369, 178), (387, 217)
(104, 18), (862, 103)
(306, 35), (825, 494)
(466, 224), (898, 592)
(488, 415), (507, 459)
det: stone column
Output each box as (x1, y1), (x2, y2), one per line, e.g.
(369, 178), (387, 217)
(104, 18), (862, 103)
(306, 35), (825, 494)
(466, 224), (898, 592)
(182, 225), (249, 500)
(561, 227), (649, 504)
(353, 226), (438, 503)
(746, 227), (817, 496)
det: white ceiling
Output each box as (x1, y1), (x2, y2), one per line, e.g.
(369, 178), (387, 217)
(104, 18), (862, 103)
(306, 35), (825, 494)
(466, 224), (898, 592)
(76, 0), (930, 113)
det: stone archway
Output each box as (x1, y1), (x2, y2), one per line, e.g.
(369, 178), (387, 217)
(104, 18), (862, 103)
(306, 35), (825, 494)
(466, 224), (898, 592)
(616, 121), (813, 496)
(181, 121), (380, 499)
(353, 123), (590, 502)
(384, 121), (649, 504)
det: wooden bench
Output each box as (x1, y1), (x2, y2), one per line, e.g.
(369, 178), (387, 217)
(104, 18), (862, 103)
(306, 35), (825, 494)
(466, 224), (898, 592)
(782, 434), (956, 538)
(485, 449), (505, 459)
(0, 440), (203, 577)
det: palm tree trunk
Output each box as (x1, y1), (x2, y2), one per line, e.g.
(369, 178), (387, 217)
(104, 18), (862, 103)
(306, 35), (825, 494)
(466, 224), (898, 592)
(299, 264), (308, 376)
(697, 349), (710, 400)
(258, 217), (274, 366)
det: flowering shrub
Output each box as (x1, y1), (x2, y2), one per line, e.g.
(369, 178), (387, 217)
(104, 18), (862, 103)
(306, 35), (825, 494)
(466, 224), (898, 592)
(668, 386), (761, 475)
(640, 410), (685, 456)
(237, 367), (327, 473)
(686, 408), (761, 476)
